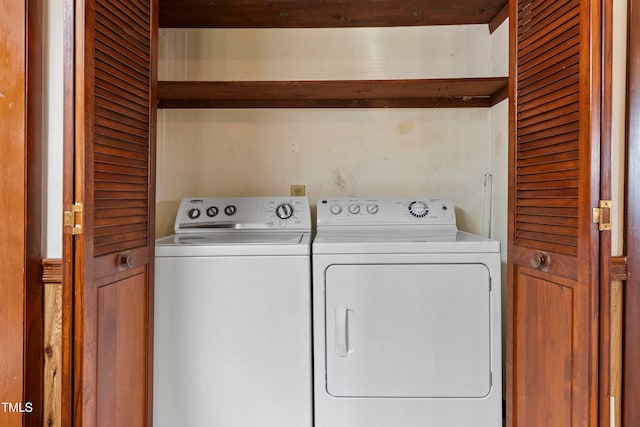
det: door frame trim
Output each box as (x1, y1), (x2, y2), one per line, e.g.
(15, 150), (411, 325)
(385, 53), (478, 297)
(623, 0), (640, 421)
(61, 0), (75, 424)
(1, 0), (45, 425)
(25, 1), (45, 424)
(599, 0), (614, 424)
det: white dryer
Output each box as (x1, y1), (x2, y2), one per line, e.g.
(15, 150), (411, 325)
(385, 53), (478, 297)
(154, 196), (312, 427)
(312, 197), (502, 427)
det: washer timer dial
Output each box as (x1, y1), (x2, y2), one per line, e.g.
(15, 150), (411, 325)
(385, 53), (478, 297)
(275, 203), (294, 220)
(408, 201), (429, 218)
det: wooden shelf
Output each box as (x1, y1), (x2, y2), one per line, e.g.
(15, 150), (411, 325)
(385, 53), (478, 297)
(157, 1), (510, 109)
(158, 78), (508, 109)
(159, 0), (509, 32)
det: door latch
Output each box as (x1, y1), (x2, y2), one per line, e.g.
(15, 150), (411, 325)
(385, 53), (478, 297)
(592, 200), (612, 231)
(64, 202), (83, 235)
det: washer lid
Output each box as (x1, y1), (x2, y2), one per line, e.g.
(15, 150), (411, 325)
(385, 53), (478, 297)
(161, 231), (304, 245)
(155, 232), (311, 257)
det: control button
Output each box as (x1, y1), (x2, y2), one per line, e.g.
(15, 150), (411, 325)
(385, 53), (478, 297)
(206, 206), (219, 217)
(409, 201), (429, 218)
(330, 204), (343, 215)
(224, 205), (237, 216)
(188, 208), (201, 219)
(275, 203), (294, 220)
(366, 204), (379, 214)
(348, 205), (361, 214)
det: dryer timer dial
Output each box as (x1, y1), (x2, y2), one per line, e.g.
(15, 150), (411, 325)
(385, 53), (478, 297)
(408, 201), (429, 218)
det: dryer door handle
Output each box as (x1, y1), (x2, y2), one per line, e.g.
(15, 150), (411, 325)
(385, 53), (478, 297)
(335, 306), (349, 357)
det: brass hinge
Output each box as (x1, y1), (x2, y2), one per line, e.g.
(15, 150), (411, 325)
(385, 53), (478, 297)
(64, 203), (83, 235)
(592, 200), (612, 231)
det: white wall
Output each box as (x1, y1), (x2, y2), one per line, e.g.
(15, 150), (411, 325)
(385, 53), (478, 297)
(159, 26), (496, 80)
(158, 108), (494, 233)
(44, 0), (64, 258)
(490, 20), (508, 252)
(156, 25), (508, 237)
(612, 0), (628, 256)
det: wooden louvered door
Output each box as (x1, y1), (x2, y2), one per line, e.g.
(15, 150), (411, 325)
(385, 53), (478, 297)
(70, 0), (157, 425)
(507, 0), (603, 425)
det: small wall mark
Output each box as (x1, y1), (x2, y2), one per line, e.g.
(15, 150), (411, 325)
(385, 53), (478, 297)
(332, 168), (347, 191)
(392, 119), (415, 136)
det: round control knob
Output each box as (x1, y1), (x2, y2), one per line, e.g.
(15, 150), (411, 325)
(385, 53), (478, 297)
(188, 208), (201, 219)
(366, 204), (379, 214)
(408, 201), (429, 218)
(275, 203), (294, 220)
(348, 205), (361, 214)
(330, 204), (343, 215)
(224, 205), (237, 216)
(206, 206), (219, 217)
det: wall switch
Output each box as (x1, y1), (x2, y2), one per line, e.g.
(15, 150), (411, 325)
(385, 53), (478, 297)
(291, 185), (306, 196)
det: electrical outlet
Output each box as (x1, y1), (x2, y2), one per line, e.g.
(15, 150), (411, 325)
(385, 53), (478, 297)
(291, 185), (306, 197)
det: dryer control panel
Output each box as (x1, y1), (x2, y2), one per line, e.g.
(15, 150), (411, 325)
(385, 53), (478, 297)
(317, 197), (456, 227)
(175, 196), (311, 233)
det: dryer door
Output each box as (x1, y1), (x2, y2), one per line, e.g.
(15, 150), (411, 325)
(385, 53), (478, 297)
(325, 263), (492, 398)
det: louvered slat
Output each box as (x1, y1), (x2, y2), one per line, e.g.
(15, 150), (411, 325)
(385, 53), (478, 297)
(518, 88), (579, 118)
(518, 61), (579, 100)
(96, 104), (149, 127)
(95, 149), (148, 166)
(94, 161), (148, 177)
(93, 0), (151, 256)
(95, 199), (149, 209)
(518, 178), (579, 189)
(95, 126), (148, 146)
(519, 136), (576, 152)
(517, 111), (579, 137)
(515, 0), (581, 257)
(95, 83), (149, 111)
(518, 3), (578, 42)
(517, 0), (573, 36)
(94, 142), (148, 160)
(94, 207), (148, 220)
(93, 216), (147, 231)
(95, 134), (148, 153)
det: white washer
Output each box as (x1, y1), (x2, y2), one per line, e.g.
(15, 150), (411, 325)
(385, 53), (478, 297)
(313, 197), (502, 427)
(154, 196), (312, 427)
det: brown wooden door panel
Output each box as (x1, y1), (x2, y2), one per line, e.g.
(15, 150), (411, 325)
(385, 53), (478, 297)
(96, 270), (148, 426)
(512, 267), (588, 426)
(71, 0), (157, 425)
(508, 0), (602, 425)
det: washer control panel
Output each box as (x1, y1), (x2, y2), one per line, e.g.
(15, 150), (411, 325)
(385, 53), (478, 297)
(174, 196), (311, 233)
(317, 197), (456, 227)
